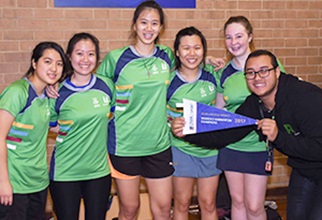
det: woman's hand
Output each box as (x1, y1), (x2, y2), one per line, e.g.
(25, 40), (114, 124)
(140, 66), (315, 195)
(206, 56), (226, 71)
(171, 117), (186, 138)
(0, 180), (13, 206)
(46, 83), (60, 98)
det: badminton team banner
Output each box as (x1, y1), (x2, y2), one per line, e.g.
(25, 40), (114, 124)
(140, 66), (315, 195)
(182, 99), (257, 135)
(54, 0), (196, 8)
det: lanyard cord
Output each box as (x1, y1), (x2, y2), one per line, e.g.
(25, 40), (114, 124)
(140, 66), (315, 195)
(258, 100), (275, 171)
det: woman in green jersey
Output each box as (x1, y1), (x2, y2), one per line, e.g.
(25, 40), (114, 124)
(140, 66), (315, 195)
(216, 16), (284, 220)
(49, 32), (114, 220)
(167, 26), (222, 220)
(0, 42), (67, 220)
(97, 1), (175, 219)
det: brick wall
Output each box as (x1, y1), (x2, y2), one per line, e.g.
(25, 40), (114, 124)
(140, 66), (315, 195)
(1, 0), (321, 191)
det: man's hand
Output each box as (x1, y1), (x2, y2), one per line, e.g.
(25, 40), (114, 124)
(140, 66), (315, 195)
(257, 118), (279, 142)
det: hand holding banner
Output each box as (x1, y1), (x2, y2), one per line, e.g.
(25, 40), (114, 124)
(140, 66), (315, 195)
(182, 99), (257, 134)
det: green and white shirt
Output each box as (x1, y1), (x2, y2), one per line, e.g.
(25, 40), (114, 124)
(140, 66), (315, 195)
(0, 78), (49, 193)
(49, 74), (114, 181)
(97, 45), (175, 156)
(167, 66), (219, 157)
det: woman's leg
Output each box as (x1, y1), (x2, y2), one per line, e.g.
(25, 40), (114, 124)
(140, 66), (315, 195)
(49, 181), (82, 220)
(225, 171), (247, 220)
(82, 175), (112, 220)
(197, 175), (220, 220)
(145, 176), (173, 220)
(172, 176), (195, 220)
(244, 173), (267, 220)
(115, 176), (141, 220)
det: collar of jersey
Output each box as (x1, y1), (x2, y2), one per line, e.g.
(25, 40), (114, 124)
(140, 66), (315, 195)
(175, 68), (202, 84)
(63, 74), (96, 92)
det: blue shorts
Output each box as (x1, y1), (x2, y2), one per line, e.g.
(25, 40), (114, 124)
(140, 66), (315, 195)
(217, 147), (272, 176)
(172, 147), (222, 178)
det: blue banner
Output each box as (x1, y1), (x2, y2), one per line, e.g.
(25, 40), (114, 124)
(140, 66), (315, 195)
(54, 0), (196, 8)
(183, 99), (257, 134)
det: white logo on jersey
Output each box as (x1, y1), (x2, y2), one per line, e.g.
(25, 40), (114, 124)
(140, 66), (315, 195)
(200, 88), (206, 97)
(103, 96), (110, 106)
(160, 62), (169, 74)
(161, 63), (168, 70)
(151, 64), (158, 75)
(92, 97), (100, 108)
(208, 85), (215, 92)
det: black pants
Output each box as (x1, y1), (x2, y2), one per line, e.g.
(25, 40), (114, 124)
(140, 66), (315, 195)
(0, 188), (47, 220)
(287, 168), (322, 220)
(50, 175), (111, 220)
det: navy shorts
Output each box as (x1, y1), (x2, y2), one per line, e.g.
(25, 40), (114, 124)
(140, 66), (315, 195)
(217, 147), (272, 176)
(109, 148), (174, 179)
(172, 147), (222, 178)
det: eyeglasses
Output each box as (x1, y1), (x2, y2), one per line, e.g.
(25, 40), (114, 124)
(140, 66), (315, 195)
(244, 67), (276, 80)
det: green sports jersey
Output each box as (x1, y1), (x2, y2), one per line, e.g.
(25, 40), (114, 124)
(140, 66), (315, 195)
(218, 60), (285, 152)
(49, 74), (114, 181)
(167, 66), (219, 157)
(0, 78), (49, 193)
(97, 45), (175, 156)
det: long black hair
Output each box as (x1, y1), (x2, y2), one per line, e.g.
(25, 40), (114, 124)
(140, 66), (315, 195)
(24, 41), (68, 82)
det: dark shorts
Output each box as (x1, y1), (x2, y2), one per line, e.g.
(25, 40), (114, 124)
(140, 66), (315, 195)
(109, 148), (174, 179)
(217, 147), (272, 176)
(0, 188), (47, 220)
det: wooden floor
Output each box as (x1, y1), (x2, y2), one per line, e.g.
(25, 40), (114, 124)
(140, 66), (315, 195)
(188, 195), (287, 220)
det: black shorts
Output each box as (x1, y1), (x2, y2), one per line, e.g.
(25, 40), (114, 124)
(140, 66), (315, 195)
(109, 148), (174, 178)
(0, 188), (47, 220)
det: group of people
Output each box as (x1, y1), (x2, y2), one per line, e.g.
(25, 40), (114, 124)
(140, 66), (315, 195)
(1, 1), (322, 220)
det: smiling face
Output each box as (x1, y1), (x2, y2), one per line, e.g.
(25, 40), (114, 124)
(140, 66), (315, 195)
(176, 34), (204, 73)
(133, 8), (163, 47)
(245, 55), (280, 104)
(225, 22), (252, 59)
(30, 48), (63, 90)
(69, 39), (97, 76)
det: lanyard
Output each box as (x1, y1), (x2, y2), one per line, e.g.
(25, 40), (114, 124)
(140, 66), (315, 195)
(259, 100), (275, 172)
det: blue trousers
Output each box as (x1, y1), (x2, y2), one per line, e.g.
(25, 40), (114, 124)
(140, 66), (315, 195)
(287, 168), (322, 220)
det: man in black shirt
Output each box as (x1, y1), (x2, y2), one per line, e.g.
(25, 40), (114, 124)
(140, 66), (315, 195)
(172, 50), (322, 220)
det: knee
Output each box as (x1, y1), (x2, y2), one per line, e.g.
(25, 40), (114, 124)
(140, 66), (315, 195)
(119, 203), (140, 219)
(174, 199), (191, 213)
(151, 202), (171, 218)
(198, 198), (216, 214)
(246, 203), (265, 217)
(231, 196), (245, 209)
